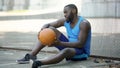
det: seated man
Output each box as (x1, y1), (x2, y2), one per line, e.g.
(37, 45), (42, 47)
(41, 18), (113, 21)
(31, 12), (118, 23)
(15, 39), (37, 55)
(17, 4), (91, 68)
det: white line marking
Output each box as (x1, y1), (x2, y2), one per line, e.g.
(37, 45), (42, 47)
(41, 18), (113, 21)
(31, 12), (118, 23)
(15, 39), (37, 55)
(4, 52), (14, 55)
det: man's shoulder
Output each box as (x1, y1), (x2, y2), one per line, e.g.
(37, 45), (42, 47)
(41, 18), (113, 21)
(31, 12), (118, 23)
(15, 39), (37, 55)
(80, 19), (91, 29)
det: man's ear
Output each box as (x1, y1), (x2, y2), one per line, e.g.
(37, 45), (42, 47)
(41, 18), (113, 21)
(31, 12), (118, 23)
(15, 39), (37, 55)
(71, 9), (76, 14)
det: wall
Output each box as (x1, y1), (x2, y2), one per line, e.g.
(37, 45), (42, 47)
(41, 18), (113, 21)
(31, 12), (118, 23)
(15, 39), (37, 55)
(81, 0), (120, 58)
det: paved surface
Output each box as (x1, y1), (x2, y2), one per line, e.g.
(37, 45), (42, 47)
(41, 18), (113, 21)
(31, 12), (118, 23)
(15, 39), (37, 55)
(0, 49), (120, 68)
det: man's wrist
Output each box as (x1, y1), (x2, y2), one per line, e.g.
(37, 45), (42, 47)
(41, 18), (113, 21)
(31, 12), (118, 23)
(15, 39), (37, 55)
(58, 41), (62, 45)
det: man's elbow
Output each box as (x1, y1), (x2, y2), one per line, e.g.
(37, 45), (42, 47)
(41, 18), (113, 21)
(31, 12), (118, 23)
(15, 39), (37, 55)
(75, 42), (85, 48)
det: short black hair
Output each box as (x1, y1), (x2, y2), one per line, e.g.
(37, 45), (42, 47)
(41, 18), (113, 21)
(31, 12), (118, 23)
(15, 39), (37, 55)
(65, 4), (78, 14)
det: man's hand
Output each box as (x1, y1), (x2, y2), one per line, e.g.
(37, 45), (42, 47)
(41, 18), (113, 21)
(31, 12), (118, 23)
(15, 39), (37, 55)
(41, 24), (50, 30)
(48, 39), (60, 47)
(38, 24), (50, 37)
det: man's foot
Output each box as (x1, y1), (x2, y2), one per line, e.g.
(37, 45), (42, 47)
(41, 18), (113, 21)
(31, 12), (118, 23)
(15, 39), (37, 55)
(32, 60), (42, 68)
(17, 53), (37, 64)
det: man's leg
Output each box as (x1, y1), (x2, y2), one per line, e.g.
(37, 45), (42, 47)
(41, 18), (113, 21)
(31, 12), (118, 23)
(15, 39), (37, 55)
(32, 48), (76, 68)
(17, 42), (46, 64)
(30, 42), (45, 56)
(17, 27), (64, 64)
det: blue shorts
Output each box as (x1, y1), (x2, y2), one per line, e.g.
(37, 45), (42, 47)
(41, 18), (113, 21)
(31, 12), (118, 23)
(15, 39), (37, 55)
(55, 34), (88, 61)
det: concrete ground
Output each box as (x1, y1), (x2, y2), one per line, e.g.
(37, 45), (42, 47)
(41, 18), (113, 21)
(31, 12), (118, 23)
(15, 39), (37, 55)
(0, 49), (120, 68)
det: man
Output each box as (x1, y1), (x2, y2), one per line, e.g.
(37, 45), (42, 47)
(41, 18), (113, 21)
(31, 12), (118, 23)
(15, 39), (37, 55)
(17, 4), (91, 68)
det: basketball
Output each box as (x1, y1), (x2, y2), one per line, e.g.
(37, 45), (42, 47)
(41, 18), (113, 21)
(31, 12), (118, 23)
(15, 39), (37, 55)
(38, 28), (56, 46)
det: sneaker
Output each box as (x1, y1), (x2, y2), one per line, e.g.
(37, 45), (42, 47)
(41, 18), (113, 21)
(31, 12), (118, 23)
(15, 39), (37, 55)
(17, 53), (37, 64)
(32, 60), (42, 68)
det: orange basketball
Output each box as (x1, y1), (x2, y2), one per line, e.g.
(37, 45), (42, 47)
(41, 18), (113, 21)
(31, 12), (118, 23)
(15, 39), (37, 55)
(38, 28), (56, 46)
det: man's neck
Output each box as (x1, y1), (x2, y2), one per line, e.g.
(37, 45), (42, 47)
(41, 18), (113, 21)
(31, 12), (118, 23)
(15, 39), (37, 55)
(71, 15), (78, 24)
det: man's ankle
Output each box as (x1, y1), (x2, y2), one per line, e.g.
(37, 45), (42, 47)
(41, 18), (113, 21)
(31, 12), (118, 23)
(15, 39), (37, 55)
(29, 54), (37, 61)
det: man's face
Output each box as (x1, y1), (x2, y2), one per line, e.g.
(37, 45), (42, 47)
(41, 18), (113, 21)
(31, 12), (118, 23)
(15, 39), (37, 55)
(64, 7), (74, 22)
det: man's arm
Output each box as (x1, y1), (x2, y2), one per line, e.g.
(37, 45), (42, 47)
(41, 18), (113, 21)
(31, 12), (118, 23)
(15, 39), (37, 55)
(57, 20), (91, 48)
(42, 18), (66, 29)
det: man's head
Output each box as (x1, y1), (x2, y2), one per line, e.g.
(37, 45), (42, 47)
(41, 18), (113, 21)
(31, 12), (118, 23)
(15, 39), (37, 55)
(63, 4), (78, 22)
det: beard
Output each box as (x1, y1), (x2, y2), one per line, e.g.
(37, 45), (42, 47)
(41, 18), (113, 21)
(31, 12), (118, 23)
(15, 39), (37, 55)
(66, 12), (74, 23)
(66, 18), (70, 23)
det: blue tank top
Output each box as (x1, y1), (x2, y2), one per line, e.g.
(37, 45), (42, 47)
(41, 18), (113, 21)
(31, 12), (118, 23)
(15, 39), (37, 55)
(64, 16), (91, 55)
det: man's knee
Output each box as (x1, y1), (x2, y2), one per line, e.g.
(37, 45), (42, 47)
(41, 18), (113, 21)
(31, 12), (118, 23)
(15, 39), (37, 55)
(49, 27), (61, 38)
(61, 48), (76, 57)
